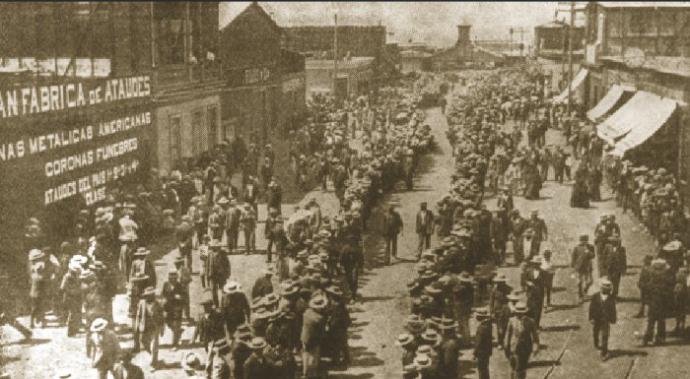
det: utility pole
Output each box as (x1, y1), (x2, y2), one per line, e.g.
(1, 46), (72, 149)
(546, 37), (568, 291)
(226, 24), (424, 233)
(333, 13), (338, 100)
(567, 0), (574, 113)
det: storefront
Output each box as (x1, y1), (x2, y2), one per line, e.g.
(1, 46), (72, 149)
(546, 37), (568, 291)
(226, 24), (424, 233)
(153, 94), (221, 174)
(0, 75), (152, 267)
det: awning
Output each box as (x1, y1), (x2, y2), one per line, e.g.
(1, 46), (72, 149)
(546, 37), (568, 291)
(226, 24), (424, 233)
(610, 94), (677, 157)
(552, 68), (589, 103)
(597, 91), (672, 145)
(586, 84), (635, 122)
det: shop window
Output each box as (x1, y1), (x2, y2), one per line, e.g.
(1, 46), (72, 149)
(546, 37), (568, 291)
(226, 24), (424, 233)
(207, 105), (218, 147)
(169, 114), (182, 168)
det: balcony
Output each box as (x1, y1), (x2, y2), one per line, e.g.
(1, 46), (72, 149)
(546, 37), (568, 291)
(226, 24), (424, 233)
(152, 61), (225, 99)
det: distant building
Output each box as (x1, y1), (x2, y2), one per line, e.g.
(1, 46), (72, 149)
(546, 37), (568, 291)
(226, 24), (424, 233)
(534, 20), (585, 95)
(219, 2), (306, 146)
(305, 57), (375, 101)
(431, 25), (506, 71)
(400, 50), (432, 74)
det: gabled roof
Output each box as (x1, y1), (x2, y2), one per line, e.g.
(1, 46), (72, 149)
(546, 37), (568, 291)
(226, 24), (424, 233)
(221, 2), (283, 36)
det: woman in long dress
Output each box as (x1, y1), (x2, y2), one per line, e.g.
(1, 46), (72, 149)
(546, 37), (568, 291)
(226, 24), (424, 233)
(570, 164), (590, 208)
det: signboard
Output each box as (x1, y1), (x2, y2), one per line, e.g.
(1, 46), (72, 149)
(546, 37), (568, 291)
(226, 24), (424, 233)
(0, 75), (152, 247)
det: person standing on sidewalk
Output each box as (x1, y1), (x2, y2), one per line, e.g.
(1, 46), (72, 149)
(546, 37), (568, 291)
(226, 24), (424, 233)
(416, 202), (435, 260)
(571, 234), (595, 303)
(589, 278), (617, 361)
(133, 286), (163, 369)
(383, 205), (403, 264)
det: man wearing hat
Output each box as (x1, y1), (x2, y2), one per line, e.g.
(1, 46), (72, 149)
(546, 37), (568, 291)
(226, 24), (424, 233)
(60, 257), (83, 336)
(112, 348), (144, 379)
(437, 318), (460, 379)
(161, 271), (185, 349)
(221, 281), (251, 337)
(266, 178), (283, 218)
(243, 337), (271, 377)
(525, 210), (547, 261)
(117, 211), (138, 279)
(325, 285), (351, 366)
(264, 207), (281, 263)
(490, 273), (512, 348)
(28, 249), (47, 328)
(208, 338), (232, 379)
(525, 255), (546, 328)
(474, 307), (493, 379)
(133, 286), (163, 368)
(205, 240), (230, 307)
(192, 294), (225, 352)
(589, 278), (617, 361)
(130, 247), (157, 290)
(603, 235), (627, 297)
(452, 272), (474, 345)
(643, 258), (674, 346)
(88, 318), (121, 379)
(252, 267), (275, 300)
(383, 205), (404, 264)
(224, 198), (241, 253)
(503, 302), (539, 379)
(416, 202), (435, 260)
(396, 333), (418, 377)
(571, 234), (595, 302)
(302, 295), (328, 379)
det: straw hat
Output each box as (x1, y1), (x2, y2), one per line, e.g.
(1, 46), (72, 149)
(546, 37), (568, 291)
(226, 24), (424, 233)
(28, 249), (45, 262)
(249, 337), (268, 350)
(223, 281), (242, 294)
(90, 318), (108, 332)
(309, 295), (329, 311)
(396, 333), (416, 347)
(133, 247), (150, 257)
(513, 301), (528, 314)
(181, 352), (204, 372)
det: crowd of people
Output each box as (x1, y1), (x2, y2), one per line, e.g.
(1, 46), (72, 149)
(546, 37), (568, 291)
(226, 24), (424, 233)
(6, 74), (436, 379)
(395, 68), (557, 379)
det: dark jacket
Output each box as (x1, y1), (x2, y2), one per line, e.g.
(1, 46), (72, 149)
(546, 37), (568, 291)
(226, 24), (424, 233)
(474, 319), (493, 358)
(383, 211), (403, 237)
(252, 276), (274, 300)
(588, 292), (617, 325)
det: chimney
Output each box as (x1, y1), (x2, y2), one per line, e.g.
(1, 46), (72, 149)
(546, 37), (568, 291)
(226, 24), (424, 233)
(456, 24), (471, 47)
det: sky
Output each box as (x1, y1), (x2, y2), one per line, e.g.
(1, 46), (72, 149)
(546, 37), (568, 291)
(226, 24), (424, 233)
(220, 2), (580, 48)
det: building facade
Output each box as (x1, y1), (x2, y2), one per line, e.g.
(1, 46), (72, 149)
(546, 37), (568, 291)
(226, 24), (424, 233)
(583, 2), (690, 204)
(431, 25), (506, 71)
(305, 57), (375, 101)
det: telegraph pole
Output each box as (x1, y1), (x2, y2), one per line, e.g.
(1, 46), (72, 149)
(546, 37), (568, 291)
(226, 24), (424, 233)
(333, 13), (339, 99)
(567, 0), (575, 113)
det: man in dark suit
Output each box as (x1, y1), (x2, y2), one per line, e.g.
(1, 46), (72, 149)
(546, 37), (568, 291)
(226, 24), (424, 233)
(473, 307), (493, 379)
(589, 278), (617, 361)
(383, 205), (403, 264)
(415, 202), (434, 260)
(504, 302), (540, 379)
(204, 241), (230, 307)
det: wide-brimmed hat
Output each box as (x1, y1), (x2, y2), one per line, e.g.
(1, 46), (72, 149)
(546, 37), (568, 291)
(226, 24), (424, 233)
(513, 301), (528, 314)
(223, 281), (241, 294)
(599, 278), (613, 289)
(309, 295), (329, 311)
(325, 285), (344, 297)
(249, 337), (268, 350)
(28, 249), (45, 261)
(133, 247), (150, 257)
(90, 318), (108, 332)
(651, 258), (670, 270)
(413, 354), (433, 369)
(424, 285), (442, 295)
(181, 352), (204, 372)
(530, 255), (542, 265)
(437, 317), (458, 330)
(475, 307), (491, 319)
(507, 290), (522, 301)
(663, 241), (682, 252)
(396, 333), (416, 348)
(217, 197), (230, 206)
(458, 272), (473, 283)
(421, 329), (441, 346)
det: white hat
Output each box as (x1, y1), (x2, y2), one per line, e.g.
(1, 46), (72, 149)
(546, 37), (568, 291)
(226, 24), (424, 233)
(90, 318), (108, 332)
